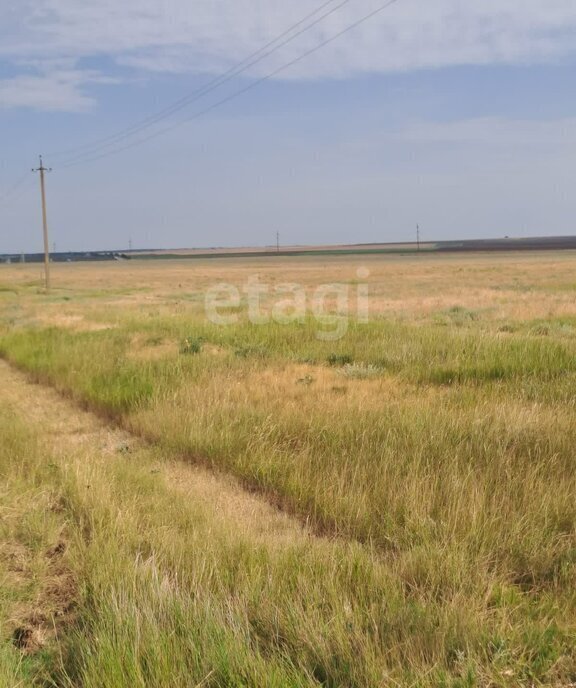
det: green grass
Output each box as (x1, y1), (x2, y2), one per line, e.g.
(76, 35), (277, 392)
(1, 261), (576, 685)
(1, 396), (574, 686)
(11, 312), (575, 382)
(2, 319), (576, 549)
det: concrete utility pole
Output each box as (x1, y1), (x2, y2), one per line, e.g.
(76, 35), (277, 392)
(32, 156), (52, 291)
(276, 231), (280, 253)
(416, 224), (421, 253)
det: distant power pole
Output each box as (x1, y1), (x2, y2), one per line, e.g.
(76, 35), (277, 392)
(276, 231), (280, 253)
(128, 237), (133, 251)
(32, 156), (52, 291)
(416, 224), (421, 253)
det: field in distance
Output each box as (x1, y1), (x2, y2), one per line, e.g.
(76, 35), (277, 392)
(0, 251), (575, 686)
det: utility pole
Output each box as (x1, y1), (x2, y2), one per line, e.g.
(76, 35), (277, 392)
(32, 156), (52, 291)
(416, 224), (421, 253)
(276, 231), (280, 253)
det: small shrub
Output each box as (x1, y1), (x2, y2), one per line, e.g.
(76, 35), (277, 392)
(442, 305), (479, 326)
(180, 337), (202, 355)
(327, 353), (353, 367)
(498, 323), (517, 334)
(530, 325), (550, 337)
(339, 363), (380, 379)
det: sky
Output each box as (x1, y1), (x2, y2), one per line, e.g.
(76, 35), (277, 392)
(1, 0), (576, 252)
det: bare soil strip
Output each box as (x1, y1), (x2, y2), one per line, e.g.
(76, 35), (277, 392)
(7, 539), (76, 656)
(0, 360), (310, 546)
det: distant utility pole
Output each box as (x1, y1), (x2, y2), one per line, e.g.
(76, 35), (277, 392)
(416, 224), (421, 253)
(32, 156), (52, 291)
(276, 231), (280, 253)
(128, 237), (133, 251)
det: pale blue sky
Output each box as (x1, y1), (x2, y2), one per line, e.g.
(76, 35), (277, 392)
(1, 0), (576, 252)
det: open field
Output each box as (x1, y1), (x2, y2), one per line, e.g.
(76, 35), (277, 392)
(4, 234), (576, 266)
(0, 251), (576, 686)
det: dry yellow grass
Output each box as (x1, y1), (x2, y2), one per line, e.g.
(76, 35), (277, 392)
(3, 249), (576, 323)
(1, 250), (576, 686)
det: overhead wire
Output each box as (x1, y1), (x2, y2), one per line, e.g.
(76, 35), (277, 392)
(0, 170), (34, 206)
(59, 0), (403, 170)
(48, 0), (354, 162)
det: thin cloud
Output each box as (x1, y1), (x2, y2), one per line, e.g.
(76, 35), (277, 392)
(0, 66), (120, 112)
(0, 71), (93, 112)
(1, 0), (576, 110)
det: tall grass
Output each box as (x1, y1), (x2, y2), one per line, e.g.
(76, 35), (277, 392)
(1, 254), (576, 685)
(2, 396), (574, 686)
(2, 323), (576, 552)
(0, 407), (74, 685)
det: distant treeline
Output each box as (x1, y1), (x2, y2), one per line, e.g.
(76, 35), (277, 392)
(0, 252), (131, 264)
(2, 236), (575, 264)
(436, 236), (576, 252)
(134, 235), (576, 260)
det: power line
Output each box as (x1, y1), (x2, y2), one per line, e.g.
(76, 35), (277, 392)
(0, 170), (34, 205)
(60, 0), (403, 170)
(49, 0), (354, 162)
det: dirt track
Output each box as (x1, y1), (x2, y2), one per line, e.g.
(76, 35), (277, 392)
(0, 360), (312, 546)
